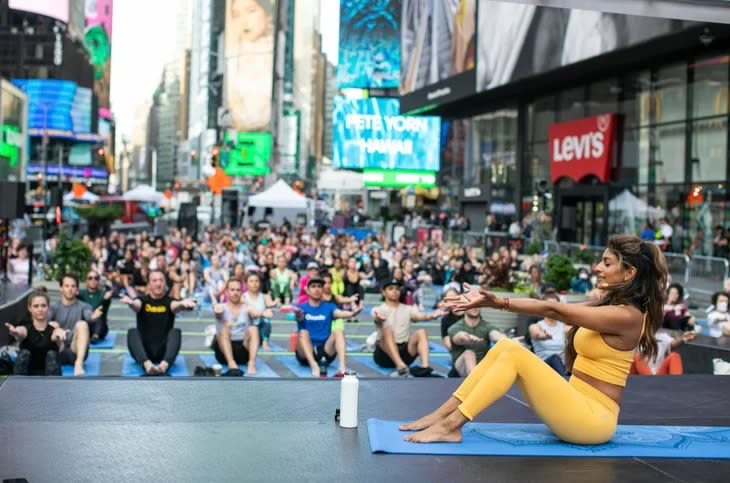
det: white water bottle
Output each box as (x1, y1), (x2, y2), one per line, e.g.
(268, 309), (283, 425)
(339, 371), (359, 428)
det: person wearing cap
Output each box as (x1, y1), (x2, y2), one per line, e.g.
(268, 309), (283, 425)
(372, 278), (446, 377)
(295, 261), (321, 304)
(293, 277), (362, 377)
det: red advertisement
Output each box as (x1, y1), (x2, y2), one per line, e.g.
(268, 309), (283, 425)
(548, 114), (618, 183)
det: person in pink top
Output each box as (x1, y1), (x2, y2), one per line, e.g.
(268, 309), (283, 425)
(296, 262), (320, 304)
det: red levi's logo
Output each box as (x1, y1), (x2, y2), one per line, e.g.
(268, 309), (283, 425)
(548, 114), (617, 183)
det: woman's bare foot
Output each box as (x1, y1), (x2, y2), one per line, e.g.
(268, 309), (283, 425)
(73, 363), (86, 376)
(262, 340), (271, 351)
(247, 362), (257, 375)
(404, 419), (463, 443)
(399, 397), (461, 431)
(399, 413), (445, 431)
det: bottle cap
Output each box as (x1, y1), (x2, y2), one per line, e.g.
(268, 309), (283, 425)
(344, 371), (357, 376)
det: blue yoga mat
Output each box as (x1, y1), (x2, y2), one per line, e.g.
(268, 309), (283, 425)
(89, 332), (117, 349)
(350, 355), (392, 376)
(198, 354), (279, 378)
(260, 340), (285, 352)
(367, 419), (730, 458)
(275, 355), (341, 378)
(428, 341), (449, 353)
(346, 339), (362, 351)
(121, 354), (189, 377)
(61, 352), (102, 376)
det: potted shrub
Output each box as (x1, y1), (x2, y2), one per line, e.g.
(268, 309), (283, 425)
(46, 231), (92, 283)
(74, 203), (124, 238)
(543, 254), (577, 291)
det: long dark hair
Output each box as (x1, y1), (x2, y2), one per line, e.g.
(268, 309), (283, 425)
(564, 234), (668, 371)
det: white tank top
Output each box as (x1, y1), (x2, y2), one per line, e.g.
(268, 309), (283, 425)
(532, 319), (567, 362)
(217, 304), (250, 342)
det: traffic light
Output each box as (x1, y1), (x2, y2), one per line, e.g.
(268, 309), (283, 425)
(96, 146), (106, 165)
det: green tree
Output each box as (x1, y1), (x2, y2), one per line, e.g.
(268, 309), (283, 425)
(74, 203), (124, 238)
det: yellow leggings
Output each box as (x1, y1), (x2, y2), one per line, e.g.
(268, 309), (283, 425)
(454, 338), (619, 445)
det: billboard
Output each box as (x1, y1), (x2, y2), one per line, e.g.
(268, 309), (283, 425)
(84, 0), (114, 111)
(337, 0), (400, 89)
(363, 169), (436, 187)
(477, 2), (696, 93)
(12, 79), (99, 141)
(8, 0), (69, 23)
(223, 132), (272, 176)
(333, 97), (440, 171)
(400, 0), (476, 112)
(224, 0), (276, 132)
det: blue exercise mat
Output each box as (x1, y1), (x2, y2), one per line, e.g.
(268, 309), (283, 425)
(346, 339), (362, 351)
(121, 354), (189, 377)
(367, 419), (730, 458)
(89, 332), (117, 349)
(198, 354), (279, 378)
(428, 341), (449, 353)
(61, 352), (102, 376)
(350, 355), (392, 376)
(275, 355), (341, 378)
(260, 340), (285, 352)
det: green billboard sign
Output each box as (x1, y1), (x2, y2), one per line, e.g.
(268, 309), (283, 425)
(223, 132), (271, 176)
(363, 169), (436, 188)
(0, 124), (22, 166)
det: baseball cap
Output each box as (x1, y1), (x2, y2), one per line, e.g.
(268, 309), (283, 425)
(307, 262), (319, 270)
(381, 278), (403, 290)
(307, 277), (324, 287)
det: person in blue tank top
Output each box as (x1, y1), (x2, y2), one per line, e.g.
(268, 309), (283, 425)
(293, 277), (362, 377)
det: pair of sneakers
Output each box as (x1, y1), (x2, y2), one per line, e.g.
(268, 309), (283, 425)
(390, 366), (412, 378)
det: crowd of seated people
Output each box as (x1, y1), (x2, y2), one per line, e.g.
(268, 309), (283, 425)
(6, 218), (729, 379)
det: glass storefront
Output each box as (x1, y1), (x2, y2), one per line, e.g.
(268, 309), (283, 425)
(463, 48), (730, 253)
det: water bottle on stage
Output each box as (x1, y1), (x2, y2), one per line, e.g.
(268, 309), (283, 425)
(339, 371), (359, 428)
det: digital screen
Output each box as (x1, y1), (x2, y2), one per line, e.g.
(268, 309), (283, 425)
(337, 0), (400, 89)
(84, 0), (113, 109)
(9, 0), (69, 23)
(223, 132), (272, 176)
(12, 79), (94, 140)
(225, 0), (276, 132)
(333, 97), (440, 171)
(476, 1), (697, 92)
(399, 0), (476, 111)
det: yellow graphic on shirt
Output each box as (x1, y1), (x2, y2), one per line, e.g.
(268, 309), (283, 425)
(145, 304), (167, 313)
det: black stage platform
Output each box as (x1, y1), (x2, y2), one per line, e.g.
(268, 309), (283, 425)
(1, 375), (729, 482)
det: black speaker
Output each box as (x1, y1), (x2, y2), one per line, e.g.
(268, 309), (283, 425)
(0, 181), (26, 219)
(177, 202), (198, 235)
(221, 189), (239, 227)
(264, 207), (273, 216)
(247, 206), (256, 217)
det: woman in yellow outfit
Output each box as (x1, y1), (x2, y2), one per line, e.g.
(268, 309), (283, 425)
(402, 235), (667, 445)
(329, 257), (345, 296)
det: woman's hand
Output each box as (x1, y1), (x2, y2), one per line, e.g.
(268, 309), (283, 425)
(444, 283), (504, 311)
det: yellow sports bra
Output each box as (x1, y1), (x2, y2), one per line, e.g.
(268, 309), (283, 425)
(572, 315), (645, 387)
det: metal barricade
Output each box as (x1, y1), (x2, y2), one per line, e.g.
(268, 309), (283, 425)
(663, 252), (690, 288)
(688, 255), (729, 307)
(542, 240), (560, 256)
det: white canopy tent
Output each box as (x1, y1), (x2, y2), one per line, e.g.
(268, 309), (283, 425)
(245, 179), (312, 226)
(609, 189), (665, 235)
(122, 184), (165, 203)
(63, 191), (100, 203)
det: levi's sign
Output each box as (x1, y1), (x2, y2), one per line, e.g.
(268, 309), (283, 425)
(548, 114), (617, 183)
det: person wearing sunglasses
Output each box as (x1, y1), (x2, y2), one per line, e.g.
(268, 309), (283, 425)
(78, 270), (113, 344)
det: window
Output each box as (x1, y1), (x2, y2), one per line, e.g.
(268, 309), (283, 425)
(653, 122), (686, 184)
(587, 79), (619, 117)
(691, 117), (727, 182)
(472, 110), (518, 188)
(691, 55), (729, 118)
(620, 70), (651, 128)
(527, 95), (555, 143)
(620, 128), (648, 185)
(558, 86), (585, 122)
(654, 63), (687, 123)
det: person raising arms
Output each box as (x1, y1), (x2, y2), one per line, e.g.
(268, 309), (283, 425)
(401, 235), (667, 445)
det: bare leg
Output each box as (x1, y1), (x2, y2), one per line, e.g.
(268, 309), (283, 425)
(71, 321), (89, 376)
(455, 350), (477, 377)
(245, 326), (260, 375)
(296, 329), (320, 377)
(325, 329), (347, 373)
(409, 329), (430, 368)
(218, 327), (239, 369)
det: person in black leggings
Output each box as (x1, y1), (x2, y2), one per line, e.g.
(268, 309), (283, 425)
(120, 270), (197, 376)
(5, 290), (66, 376)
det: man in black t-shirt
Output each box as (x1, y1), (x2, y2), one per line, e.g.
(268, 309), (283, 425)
(120, 270), (196, 375)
